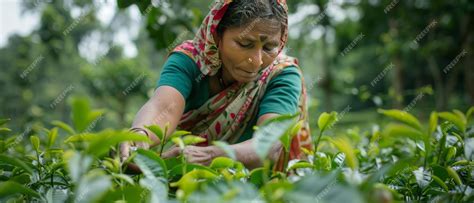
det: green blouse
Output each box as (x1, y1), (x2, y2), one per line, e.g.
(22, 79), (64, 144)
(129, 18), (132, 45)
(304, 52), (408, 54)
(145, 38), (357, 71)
(157, 52), (301, 143)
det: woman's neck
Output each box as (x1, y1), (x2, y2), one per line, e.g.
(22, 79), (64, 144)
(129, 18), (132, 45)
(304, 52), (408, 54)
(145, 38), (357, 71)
(220, 67), (236, 87)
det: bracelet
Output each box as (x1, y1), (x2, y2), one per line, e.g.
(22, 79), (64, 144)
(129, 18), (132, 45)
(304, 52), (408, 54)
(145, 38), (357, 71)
(130, 127), (149, 137)
(129, 128), (149, 152)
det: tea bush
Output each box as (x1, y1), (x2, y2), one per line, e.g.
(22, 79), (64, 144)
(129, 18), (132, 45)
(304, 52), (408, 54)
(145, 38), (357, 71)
(1, 98), (473, 202)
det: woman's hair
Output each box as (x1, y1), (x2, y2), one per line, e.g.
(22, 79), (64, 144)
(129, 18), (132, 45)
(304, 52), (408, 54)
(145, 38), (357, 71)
(216, 0), (287, 37)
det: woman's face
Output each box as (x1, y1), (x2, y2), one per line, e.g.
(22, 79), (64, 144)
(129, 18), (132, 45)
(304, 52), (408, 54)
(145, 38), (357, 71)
(216, 19), (282, 83)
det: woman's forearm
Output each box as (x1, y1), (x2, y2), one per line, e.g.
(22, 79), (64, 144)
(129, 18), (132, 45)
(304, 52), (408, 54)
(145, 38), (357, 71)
(214, 138), (282, 170)
(225, 113), (283, 169)
(131, 87), (185, 146)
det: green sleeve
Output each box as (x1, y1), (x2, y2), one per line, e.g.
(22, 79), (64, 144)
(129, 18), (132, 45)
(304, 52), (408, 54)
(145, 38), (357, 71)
(257, 66), (302, 117)
(156, 52), (199, 99)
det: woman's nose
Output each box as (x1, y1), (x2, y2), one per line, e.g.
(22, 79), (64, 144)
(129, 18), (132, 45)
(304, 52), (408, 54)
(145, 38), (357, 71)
(248, 50), (263, 69)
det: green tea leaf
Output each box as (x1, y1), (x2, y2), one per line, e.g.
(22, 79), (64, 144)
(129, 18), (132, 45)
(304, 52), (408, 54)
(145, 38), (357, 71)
(446, 166), (462, 185)
(110, 173), (135, 185)
(438, 112), (466, 132)
(134, 149), (168, 178)
(47, 127), (59, 148)
(453, 109), (467, 124)
(429, 112), (438, 136)
(97, 185), (146, 203)
(383, 123), (425, 141)
(51, 120), (76, 135)
(0, 181), (40, 198)
(317, 112), (338, 132)
(170, 130), (191, 139)
(117, 0), (135, 9)
(182, 135), (206, 145)
(172, 137), (184, 149)
(314, 152), (332, 170)
(281, 120), (303, 151)
(249, 168), (265, 187)
(0, 118), (11, 126)
(170, 169), (218, 198)
(445, 147), (456, 161)
(30, 135), (40, 152)
(0, 154), (33, 174)
(210, 157), (235, 170)
(168, 163), (218, 178)
(378, 109), (422, 131)
(140, 176), (168, 203)
(287, 161), (313, 171)
(330, 137), (358, 169)
(46, 188), (68, 203)
(0, 127), (11, 132)
(431, 175), (449, 191)
(466, 106), (474, 122)
(71, 97), (92, 132)
(253, 114), (298, 160)
(74, 171), (111, 203)
(66, 130), (150, 157)
(145, 125), (164, 142)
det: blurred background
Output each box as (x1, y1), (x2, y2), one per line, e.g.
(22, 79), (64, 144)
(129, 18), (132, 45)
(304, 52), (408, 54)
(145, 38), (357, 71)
(1, 0), (473, 134)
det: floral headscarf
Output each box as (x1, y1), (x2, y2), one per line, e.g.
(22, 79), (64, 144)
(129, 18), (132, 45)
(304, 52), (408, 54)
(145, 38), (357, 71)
(175, 0), (289, 76)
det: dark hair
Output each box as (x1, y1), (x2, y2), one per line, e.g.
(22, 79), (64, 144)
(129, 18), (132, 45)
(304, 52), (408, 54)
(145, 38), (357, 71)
(216, 0), (287, 37)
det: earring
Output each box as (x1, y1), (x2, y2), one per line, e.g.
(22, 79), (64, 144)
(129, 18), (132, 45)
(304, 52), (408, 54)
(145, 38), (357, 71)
(248, 58), (253, 63)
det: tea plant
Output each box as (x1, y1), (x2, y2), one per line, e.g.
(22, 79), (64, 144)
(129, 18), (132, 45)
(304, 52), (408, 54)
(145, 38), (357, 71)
(1, 98), (473, 202)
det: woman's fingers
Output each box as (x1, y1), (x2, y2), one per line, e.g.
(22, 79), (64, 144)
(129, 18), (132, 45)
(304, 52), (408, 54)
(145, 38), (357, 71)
(182, 146), (214, 165)
(160, 146), (215, 165)
(119, 141), (150, 163)
(119, 142), (130, 162)
(134, 141), (150, 150)
(161, 146), (181, 158)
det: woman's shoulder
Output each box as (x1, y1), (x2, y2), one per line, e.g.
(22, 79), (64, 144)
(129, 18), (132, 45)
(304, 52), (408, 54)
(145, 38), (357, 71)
(269, 65), (301, 85)
(157, 52), (202, 99)
(165, 52), (200, 76)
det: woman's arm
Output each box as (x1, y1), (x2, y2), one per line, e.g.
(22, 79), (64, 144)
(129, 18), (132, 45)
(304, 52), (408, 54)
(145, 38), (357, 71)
(224, 113), (282, 169)
(120, 86), (185, 161)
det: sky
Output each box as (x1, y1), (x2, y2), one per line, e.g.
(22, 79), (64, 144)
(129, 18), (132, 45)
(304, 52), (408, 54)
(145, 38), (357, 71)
(0, 0), (140, 58)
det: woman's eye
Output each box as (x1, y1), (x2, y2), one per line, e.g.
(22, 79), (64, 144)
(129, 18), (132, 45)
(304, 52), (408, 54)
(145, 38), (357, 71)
(264, 46), (277, 52)
(238, 42), (252, 48)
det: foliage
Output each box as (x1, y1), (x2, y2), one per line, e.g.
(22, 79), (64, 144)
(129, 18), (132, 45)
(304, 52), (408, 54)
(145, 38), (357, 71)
(1, 98), (473, 202)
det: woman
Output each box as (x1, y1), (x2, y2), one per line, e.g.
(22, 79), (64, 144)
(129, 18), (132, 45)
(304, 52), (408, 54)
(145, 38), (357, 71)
(120, 0), (312, 170)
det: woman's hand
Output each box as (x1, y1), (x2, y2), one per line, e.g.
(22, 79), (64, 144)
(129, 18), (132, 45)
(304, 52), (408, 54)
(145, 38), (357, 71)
(162, 145), (223, 166)
(118, 140), (150, 174)
(119, 141), (150, 162)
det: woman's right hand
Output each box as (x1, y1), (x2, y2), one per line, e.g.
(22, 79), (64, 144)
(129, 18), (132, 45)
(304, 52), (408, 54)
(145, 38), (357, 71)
(119, 140), (150, 174)
(119, 141), (150, 162)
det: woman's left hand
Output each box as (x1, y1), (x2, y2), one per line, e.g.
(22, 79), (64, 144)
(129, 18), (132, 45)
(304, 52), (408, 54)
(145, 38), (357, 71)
(162, 145), (222, 166)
